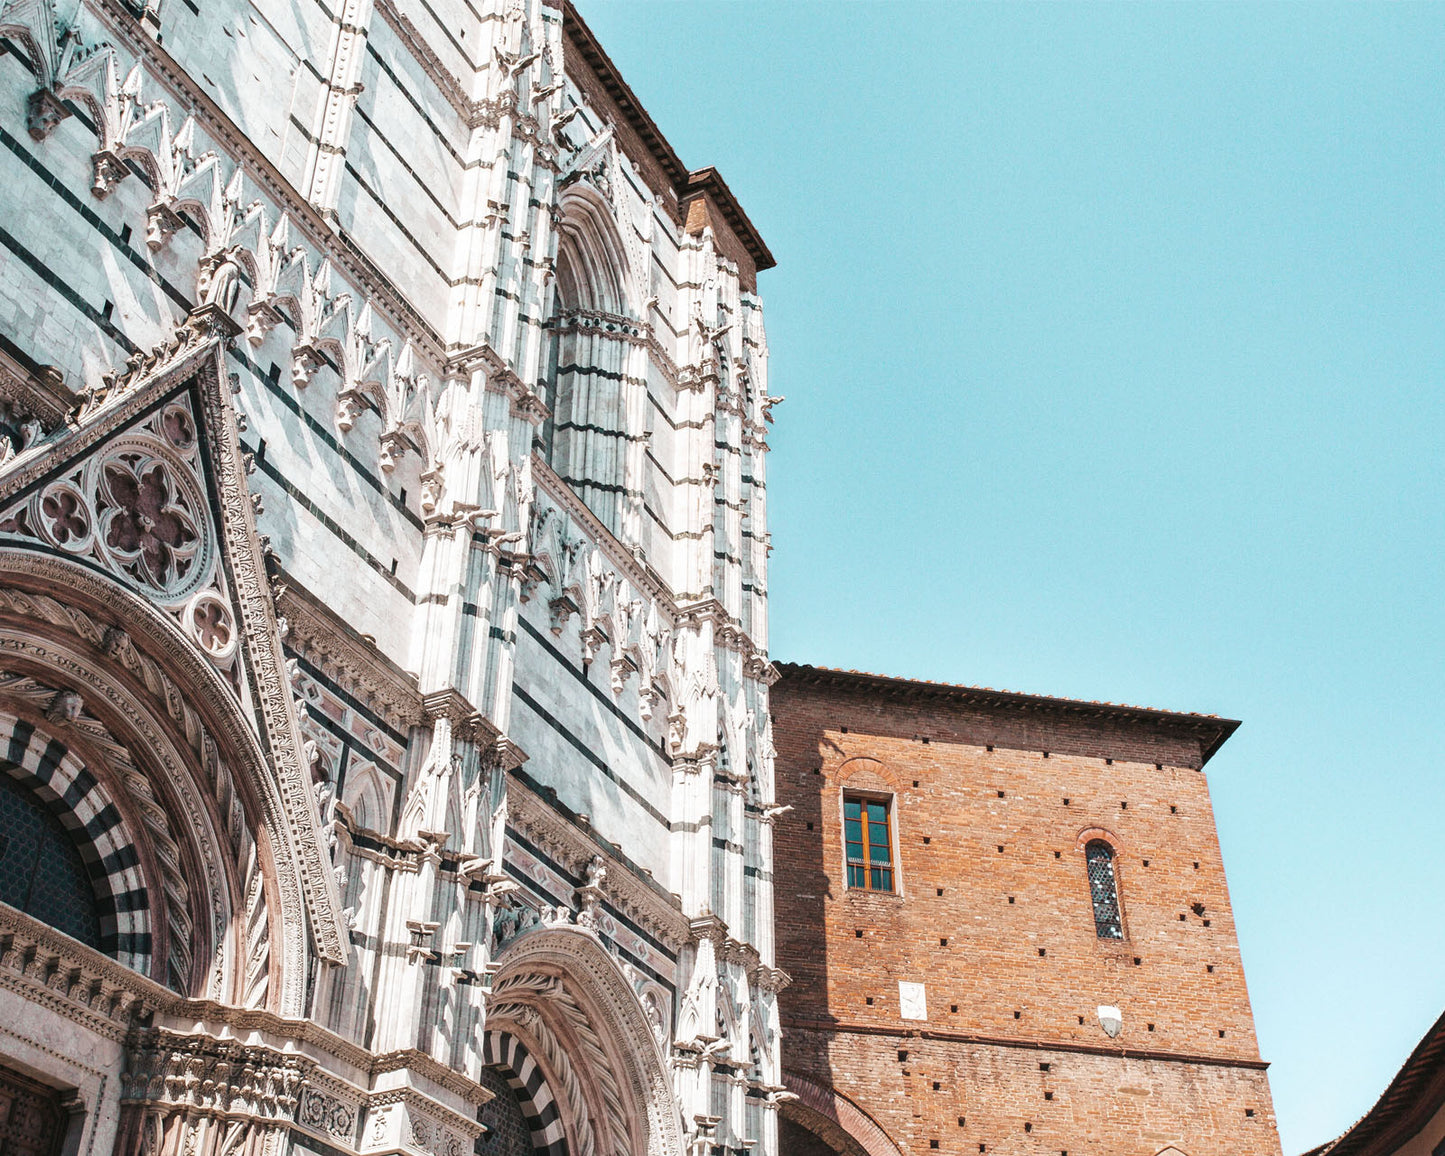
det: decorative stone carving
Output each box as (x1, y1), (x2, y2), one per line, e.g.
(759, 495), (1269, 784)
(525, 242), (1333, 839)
(297, 1086), (359, 1144)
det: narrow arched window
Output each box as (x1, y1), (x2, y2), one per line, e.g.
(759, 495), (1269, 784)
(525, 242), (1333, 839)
(1085, 839), (1123, 939)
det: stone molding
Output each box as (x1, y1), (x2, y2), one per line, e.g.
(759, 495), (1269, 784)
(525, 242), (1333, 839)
(279, 577), (426, 732)
(0, 348), (81, 431)
(532, 454), (677, 620)
(0, 903), (166, 1042)
(507, 777), (689, 950)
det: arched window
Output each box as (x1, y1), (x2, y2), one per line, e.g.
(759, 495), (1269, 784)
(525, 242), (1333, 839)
(542, 188), (643, 540)
(1084, 839), (1123, 939)
(0, 768), (103, 949)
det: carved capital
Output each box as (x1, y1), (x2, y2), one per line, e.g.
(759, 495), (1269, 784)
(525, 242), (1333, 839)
(26, 88), (70, 141)
(144, 201), (185, 251)
(90, 149), (129, 198)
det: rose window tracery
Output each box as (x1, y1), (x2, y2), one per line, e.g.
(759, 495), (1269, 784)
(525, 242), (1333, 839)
(98, 454), (200, 591)
(0, 397), (239, 675)
(38, 486), (88, 547)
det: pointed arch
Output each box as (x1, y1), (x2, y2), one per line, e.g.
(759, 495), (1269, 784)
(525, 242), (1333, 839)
(554, 185), (634, 318)
(342, 762), (387, 835)
(481, 1031), (568, 1156)
(543, 186), (647, 538)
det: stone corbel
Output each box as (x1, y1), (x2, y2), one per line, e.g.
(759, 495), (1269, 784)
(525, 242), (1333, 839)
(378, 429), (408, 474)
(144, 200), (185, 251)
(245, 298), (283, 347)
(579, 622), (608, 667)
(639, 680), (664, 721)
(609, 650), (638, 695)
(419, 465), (444, 515)
(27, 88), (70, 141)
(404, 919), (440, 964)
(90, 149), (129, 198)
(336, 387), (367, 432)
(548, 593), (579, 634)
(291, 341), (324, 389)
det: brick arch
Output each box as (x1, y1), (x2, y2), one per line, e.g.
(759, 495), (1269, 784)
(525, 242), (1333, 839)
(1075, 825), (1125, 853)
(780, 1071), (905, 1156)
(0, 713), (152, 974)
(831, 756), (907, 793)
(481, 1031), (567, 1156)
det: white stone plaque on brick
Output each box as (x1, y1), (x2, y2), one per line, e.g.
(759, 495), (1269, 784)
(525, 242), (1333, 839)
(899, 981), (927, 1021)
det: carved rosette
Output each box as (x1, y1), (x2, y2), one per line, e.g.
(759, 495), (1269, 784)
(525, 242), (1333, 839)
(0, 396), (242, 675)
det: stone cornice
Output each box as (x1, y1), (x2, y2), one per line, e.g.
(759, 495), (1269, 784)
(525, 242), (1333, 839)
(532, 454), (678, 622)
(507, 775), (689, 950)
(0, 347), (81, 429)
(279, 574), (426, 732)
(0, 902), (167, 1041)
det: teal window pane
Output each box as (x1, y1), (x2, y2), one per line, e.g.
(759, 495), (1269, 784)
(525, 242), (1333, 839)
(844, 800), (861, 821)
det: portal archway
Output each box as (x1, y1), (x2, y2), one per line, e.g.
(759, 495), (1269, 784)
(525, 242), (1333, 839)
(0, 547), (321, 1010)
(489, 927), (685, 1156)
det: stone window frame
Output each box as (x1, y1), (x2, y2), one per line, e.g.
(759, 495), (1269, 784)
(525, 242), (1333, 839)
(839, 789), (901, 896)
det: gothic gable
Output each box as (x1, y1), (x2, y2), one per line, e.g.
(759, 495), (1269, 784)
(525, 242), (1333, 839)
(0, 316), (346, 968)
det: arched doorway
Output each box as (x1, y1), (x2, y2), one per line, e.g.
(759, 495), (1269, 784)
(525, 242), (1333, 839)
(487, 926), (685, 1156)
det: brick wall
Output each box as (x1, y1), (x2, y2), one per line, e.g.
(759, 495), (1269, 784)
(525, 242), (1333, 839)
(770, 666), (1282, 1156)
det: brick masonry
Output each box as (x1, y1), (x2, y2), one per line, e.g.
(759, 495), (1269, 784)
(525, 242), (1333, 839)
(771, 664), (1282, 1156)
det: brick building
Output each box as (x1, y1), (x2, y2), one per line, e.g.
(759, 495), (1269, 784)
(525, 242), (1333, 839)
(770, 664), (1281, 1156)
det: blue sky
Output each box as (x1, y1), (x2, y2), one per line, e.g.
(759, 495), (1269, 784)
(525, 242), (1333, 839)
(577, 4), (1445, 1152)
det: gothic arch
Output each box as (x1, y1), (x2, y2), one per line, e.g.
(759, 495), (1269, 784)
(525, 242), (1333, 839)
(544, 186), (646, 539)
(341, 762), (387, 834)
(779, 1072), (905, 1156)
(0, 546), (321, 1012)
(554, 185), (634, 318)
(489, 927), (685, 1156)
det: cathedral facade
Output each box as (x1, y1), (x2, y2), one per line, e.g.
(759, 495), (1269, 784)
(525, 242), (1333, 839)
(0, 2), (1284, 1156)
(0, 2), (779, 1156)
